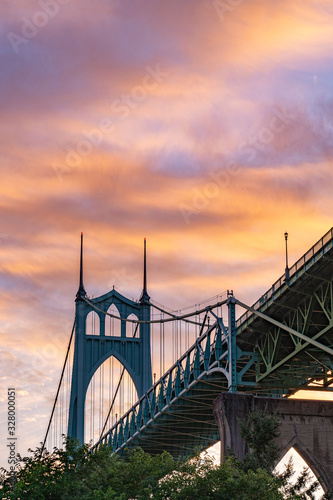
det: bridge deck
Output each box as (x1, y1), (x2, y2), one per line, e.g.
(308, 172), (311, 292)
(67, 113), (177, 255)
(236, 227), (333, 337)
(94, 228), (333, 457)
(236, 228), (333, 390)
(115, 375), (225, 458)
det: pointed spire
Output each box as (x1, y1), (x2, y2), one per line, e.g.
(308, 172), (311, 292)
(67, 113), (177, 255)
(139, 237), (150, 304)
(76, 232), (87, 301)
(143, 237), (147, 293)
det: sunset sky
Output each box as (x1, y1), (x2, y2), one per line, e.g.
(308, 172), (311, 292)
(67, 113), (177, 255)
(1, 0), (333, 469)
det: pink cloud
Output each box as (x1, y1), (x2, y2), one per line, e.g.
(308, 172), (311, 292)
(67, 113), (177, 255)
(1, 0), (333, 468)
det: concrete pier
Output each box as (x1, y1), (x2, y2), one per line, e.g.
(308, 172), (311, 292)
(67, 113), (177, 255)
(213, 393), (333, 494)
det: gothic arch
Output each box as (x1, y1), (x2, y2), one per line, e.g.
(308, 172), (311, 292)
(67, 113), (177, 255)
(292, 443), (328, 494)
(273, 423), (331, 493)
(106, 303), (121, 336)
(126, 313), (139, 337)
(88, 350), (138, 394)
(68, 288), (152, 444)
(86, 311), (100, 335)
(84, 355), (138, 444)
(214, 393), (333, 495)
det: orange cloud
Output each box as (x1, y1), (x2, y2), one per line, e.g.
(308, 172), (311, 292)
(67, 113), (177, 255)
(1, 0), (333, 469)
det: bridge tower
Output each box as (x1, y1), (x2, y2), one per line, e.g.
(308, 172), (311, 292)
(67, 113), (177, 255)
(68, 235), (152, 443)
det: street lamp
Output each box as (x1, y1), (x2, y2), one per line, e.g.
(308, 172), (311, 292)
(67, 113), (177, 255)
(284, 232), (289, 281)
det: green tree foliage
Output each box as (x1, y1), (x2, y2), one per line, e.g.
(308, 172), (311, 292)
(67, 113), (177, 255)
(0, 438), (175, 500)
(278, 461), (329, 500)
(155, 452), (284, 500)
(1, 411), (331, 499)
(0, 443), (284, 500)
(239, 408), (282, 472)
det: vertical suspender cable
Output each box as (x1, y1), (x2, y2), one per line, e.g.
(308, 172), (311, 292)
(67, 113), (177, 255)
(175, 317), (178, 360)
(172, 321), (175, 365)
(90, 375), (92, 443)
(40, 319), (76, 458)
(92, 367), (95, 443)
(111, 356), (114, 427)
(151, 319), (154, 381)
(179, 319), (182, 359)
(99, 322), (139, 440)
(109, 357), (111, 429)
(159, 316), (162, 379)
(162, 317), (165, 375)
(119, 362), (123, 417)
(60, 380), (63, 444)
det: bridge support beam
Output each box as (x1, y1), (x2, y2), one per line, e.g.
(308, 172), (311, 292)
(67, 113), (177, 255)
(213, 393), (333, 494)
(227, 295), (237, 392)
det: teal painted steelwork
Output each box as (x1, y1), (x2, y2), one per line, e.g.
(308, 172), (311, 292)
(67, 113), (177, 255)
(65, 229), (333, 458)
(91, 228), (333, 458)
(68, 236), (152, 444)
(93, 305), (240, 456)
(227, 294), (237, 392)
(68, 289), (153, 443)
(236, 227), (333, 333)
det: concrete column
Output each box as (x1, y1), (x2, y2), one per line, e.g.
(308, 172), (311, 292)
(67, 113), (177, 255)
(213, 393), (333, 494)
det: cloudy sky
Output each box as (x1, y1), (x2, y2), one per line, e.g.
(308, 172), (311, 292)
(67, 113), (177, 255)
(1, 0), (333, 469)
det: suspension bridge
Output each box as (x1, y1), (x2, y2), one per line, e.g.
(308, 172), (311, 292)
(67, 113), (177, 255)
(43, 228), (333, 462)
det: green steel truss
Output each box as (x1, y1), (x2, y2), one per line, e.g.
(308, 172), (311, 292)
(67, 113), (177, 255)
(90, 228), (333, 457)
(236, 227), (333, 393)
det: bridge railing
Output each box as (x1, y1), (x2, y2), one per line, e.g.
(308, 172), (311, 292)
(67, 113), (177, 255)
(92, 317), (227, 453)
(236, 227), (333, 330)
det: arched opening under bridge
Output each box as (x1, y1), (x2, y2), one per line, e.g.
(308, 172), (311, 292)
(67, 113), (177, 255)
(84, 355), (138, 444)
(275, 447), (324, 498)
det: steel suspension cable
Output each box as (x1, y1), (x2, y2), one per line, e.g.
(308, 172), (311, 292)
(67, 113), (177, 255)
(40, 318), (76, 458)
(151, 302), (202, 326)
(83, 296), (227, 325)
(99, 322), (139, 440)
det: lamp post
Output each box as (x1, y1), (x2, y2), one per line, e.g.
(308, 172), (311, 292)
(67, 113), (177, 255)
(284, 232), (289, 281)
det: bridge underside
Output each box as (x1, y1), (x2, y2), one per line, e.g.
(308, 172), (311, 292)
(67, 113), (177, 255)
(94, 229), (333, 459)
(236, 246), (333, 394)
(111, 372), (229, 458)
